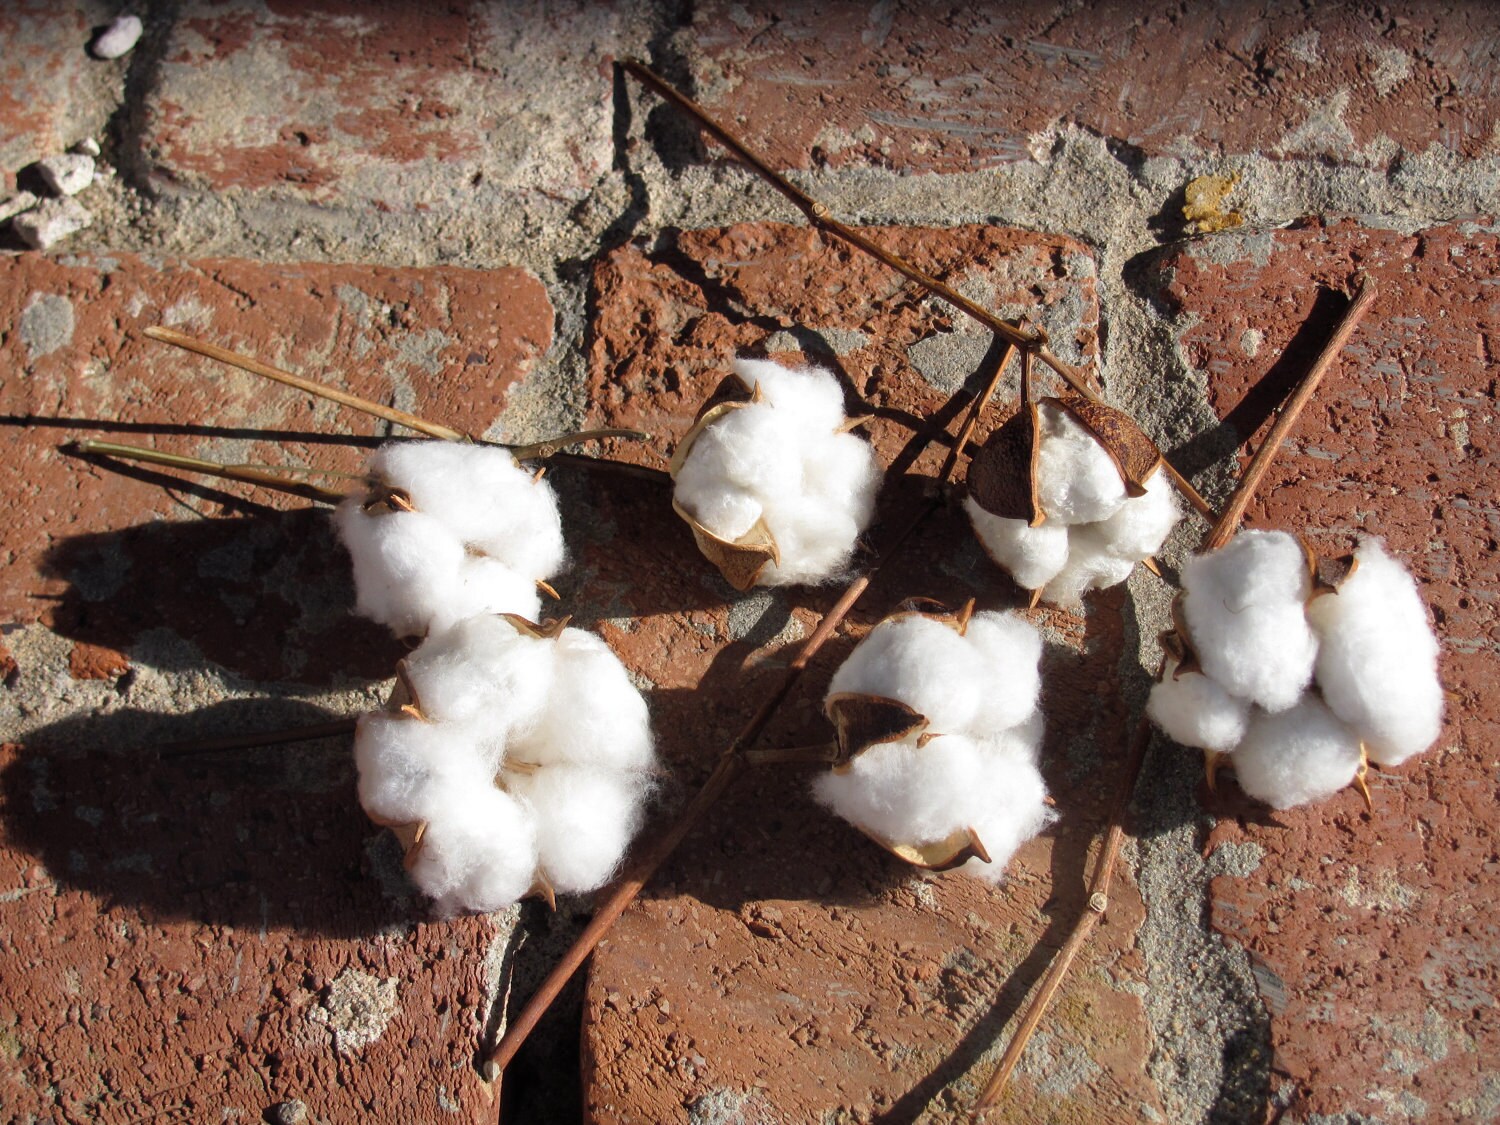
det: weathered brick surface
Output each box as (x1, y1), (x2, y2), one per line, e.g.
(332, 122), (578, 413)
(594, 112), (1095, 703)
(0, 253), (559, 1122)
(1152, 217), (1499, 1122)
(569, 222), (1168, 1121)
(0, 252), (551, 684)
(689, 1), (1500, 172)
(0, 1), (117, 184)
(141, 0), (629, 208)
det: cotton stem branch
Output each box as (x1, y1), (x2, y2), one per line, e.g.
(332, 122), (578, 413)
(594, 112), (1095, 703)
(144, 326), (472, 443)
(971, 273), (1376, 1115)
(71, 439), (350, 505)
(619, 60), (1216, 521)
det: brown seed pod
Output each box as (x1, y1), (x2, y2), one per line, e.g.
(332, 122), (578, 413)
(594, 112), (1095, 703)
(967, 402), (1044, 526)
(825, 692), (930, 766)
(668, 371), (783, 590)
(1045, 390), (1164, 497)
(856, 824), (992, 871)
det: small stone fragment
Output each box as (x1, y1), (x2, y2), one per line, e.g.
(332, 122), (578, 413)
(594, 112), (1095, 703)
(0, 191), (38, 223)
(36, 153), (95, 196)
(72, 138), (102, 158)
(91, 14), (143, 59)
(12, 197), (93, 250)
(268, 1100), (308, 1125)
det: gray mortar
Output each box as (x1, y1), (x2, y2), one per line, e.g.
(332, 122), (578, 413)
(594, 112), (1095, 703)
(10, 2), (1500, 1121)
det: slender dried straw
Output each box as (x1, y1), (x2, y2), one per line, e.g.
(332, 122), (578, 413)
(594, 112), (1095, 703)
(971, 274), (1378, 1115)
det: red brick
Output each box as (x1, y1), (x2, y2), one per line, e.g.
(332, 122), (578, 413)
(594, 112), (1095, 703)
(141, 1), (622, 208)
(0, 252), (554, 1122)
(0, 2), (117, 186)
(1154, 217), (1499, 1121)
(689, 1), (1500, 172)
(570, 223), (1167, 1120)
(0, 253), (552, 684)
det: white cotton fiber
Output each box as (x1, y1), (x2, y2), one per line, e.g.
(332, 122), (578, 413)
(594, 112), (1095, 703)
(816, 608), (1048, 880)
(1306, 539), (1443, 766)
(964, 498), (1070, 590)
(1146, 662), (1251, 753)
(1180, 530), (1318, 712)
(673, 359), (881, 586)
(1231, 697), (1364, 809)
(356, 615), (657, 912)
(367, 441), (566, 579)
(1041, 526), (1139, 606)
(1095, 469), (1181, 561)
(509, 765), (649, 894)
(335, 439), (564, 639)
(1034, 402), (1128, 525)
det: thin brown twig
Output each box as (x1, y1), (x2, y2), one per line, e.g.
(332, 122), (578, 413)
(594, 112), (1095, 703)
(621, 59), (1218, 523)
(145, 326), (472, 442)
(938, 344), (1019, 483)
(484, 362), (988, 1077)
(971, 273), (1378, 1115)
(71, 440), (350, 505)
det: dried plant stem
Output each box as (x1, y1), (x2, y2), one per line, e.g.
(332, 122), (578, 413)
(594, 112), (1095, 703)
(620, 61), (1216, 522)
(939, 344), (1019, 483)
(144, 326), (471, 442)
(971, 274), (1377, 1115)
(1202, 273), (1377, 552)
(159, 718), (357, 760)
(509, 428), (651, 460)
(72, 439), (349, 505)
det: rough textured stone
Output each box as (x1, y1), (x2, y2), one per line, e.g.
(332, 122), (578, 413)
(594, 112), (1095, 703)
(0, 1), (118, 184)
(686, 1), (1500, 172)
(1152, 217), (1499, 1123)
(141, 0), (635, 209)
(0, 253), (552, 686)
(571, 222), (1166, 1121)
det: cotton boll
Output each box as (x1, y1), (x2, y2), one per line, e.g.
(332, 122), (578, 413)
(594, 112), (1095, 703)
(828, 614), (985, 735)
(509, 765), (650, 894)
(1094, 469), (1181, 561)
(1306, 539), (1443, 766)
(812, 734), (991, 846)
(1180, 530), (1318, 712)
(407, 776), (538, 914)
(427, 556), (544, 636)
(367, 441), (566, 579)
(1146, 662), (1251, 753)
(963, 611), (1043, 731)
(1042, 528), (1137, 606)
(964, 497), (1070, 590)
(1231, 696), (1363, 809)
(334, 502), (467, 638)
(673, 361), (881, 586)
(1035, 402), (1128, 525)
(510, 627), (654, 773)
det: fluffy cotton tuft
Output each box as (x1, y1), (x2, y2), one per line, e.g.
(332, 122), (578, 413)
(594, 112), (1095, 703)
(1230, 697), (1364, 810)
(354, 615), (656, 913)
(1306, 539), (1444, 767)
(673, 359), (882, 585)
(1180, 530), (1317, 712)
(815, 609), (1051, 881)
(966, 405), (1181, 605)
(1149, 531), (1443, 809)
(335, 440), (563, 639)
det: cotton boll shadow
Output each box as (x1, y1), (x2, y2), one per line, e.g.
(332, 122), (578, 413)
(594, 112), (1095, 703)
(41, 507), (402, 686)
(0, 701), (414, 937)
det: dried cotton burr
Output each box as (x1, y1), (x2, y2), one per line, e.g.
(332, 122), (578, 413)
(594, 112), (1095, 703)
(355, 614), (656, 912)
(813, 603), (1052, 877)
(965, 391), (1181, 606)
(1148, 532), (1443, 809)
(333, 439), (565, 639)
(671, 358), (882, 589)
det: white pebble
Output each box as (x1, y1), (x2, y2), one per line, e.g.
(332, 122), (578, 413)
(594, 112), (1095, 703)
(91, 14), (144, 59)
(0, 191), (39, 223)
(37, 153), (95, 197)
(11, 197), (92, 250)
